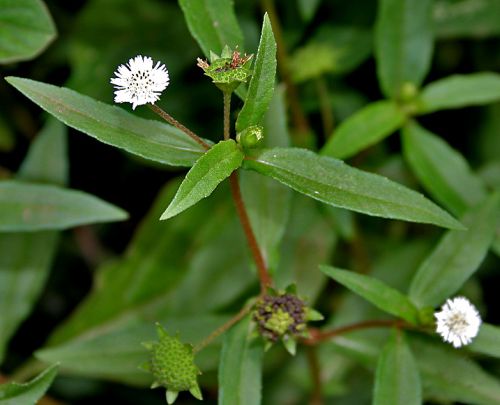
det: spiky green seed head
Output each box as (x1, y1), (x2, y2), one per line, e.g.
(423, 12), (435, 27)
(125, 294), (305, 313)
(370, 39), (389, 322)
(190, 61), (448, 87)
(142, 323), (202, 403)
(197, 47), (253, 93)
(236, 125), (264, 149)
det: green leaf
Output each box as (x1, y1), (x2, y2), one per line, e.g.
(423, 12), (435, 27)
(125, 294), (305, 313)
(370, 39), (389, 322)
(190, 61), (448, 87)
(178, 0), (244, 57)
(0, 120), (66, 363)
(5, 77), (208, 167)
(0, 364), (58, 404)
(218, 316), (263, 405)
(0, 180), (128, 232)
(409, 193), (500, 307)
(402, 121), (487, 216)
(37, 316), (227, 385)
(236, 13), (277, 133)
(320, 266), (420, 324)
(412, 337), (500, 405)
(321, 100), (405, 159)
(434, 0), (500, 39)
(45, 181), (253, 348)
(275, 194), (337, 303)
(0, 0), (56, 64)
(244, 147), (463, 229)
(375, 0), (434, 98)
(469, 323), (500, 359)
(289, 26), (372, 82)
(373, 331), (421, 405)
(417, 73), (500, 114)
(160, 140), (244, 220)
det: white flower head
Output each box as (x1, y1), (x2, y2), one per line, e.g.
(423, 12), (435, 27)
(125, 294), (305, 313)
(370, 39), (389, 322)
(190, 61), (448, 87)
(435, 296), (481, 348)
(110, 55), (169, 110)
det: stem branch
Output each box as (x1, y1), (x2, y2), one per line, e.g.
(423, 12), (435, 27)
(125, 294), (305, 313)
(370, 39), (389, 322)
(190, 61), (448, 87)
(148, 104), (210, 150)
(194, 305), (251, 352)
(303, 319), (411, 345)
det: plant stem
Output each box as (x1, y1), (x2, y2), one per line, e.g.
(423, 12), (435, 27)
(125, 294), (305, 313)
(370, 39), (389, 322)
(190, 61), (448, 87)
(261, 0), (311, 139)
(194, 305), (251, 352)
(306, 346), (324, 405)
(223, 92), (231, 140)
(148, 104), (210, 150)
(221, 89), (272, 293)
(229, 172), (272, 293)
(302, 319), (411, 345)
(315, 76), (334, 138)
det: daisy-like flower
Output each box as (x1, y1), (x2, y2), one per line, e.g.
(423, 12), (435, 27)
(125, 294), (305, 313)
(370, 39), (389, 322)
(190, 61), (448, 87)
(434, 296), (482, 348)
(110, 55), (169, 110)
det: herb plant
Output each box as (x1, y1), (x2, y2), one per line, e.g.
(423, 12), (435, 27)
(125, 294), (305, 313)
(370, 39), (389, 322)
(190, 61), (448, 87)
(1, 0), (500, 404)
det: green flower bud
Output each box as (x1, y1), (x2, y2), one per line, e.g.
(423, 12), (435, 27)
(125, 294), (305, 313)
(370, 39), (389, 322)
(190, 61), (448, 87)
(142, 323), (202, 404)
(236, 125), (264, 149)
(197, 46), (253, 93)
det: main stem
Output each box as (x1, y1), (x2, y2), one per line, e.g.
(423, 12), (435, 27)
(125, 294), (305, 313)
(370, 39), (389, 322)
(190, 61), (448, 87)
(223, 92), (272, 293)
(148, 104), (210, 150)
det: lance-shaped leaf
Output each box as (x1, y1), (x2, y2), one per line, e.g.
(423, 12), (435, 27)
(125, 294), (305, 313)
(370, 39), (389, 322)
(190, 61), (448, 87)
(469, 323), (500, 359)
(320, 266), (420, 324)
(373, 331), (421, 405)
(243, 147), (463, 229)
(161, 140), (243, 220)
(409, 193), (500, 308)
(0, 0), (56, 64)
(179, 0), (243, 57)
(5, 77), (208, 167)
(0, 364), (58, 404)
(402, 121), (487, 216)
(433, 0), (500, 39)
(0, 180), (128, 232)
(322, 100), (405, 159)
(375, 0), (433, 98)
(417, 73), (500, 114)
(235, 13), (277, 133)
(0, 120), (65, 363)
(218, 316), (263, 405)
(412, 337), (500, 404)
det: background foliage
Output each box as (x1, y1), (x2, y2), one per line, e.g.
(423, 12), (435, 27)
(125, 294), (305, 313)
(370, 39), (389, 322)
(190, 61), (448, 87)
(1, 0), (500, 404)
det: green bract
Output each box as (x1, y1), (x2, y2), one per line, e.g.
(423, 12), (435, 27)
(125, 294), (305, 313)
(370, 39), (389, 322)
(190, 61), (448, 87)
(142, 324), (202, 404)
(197, 46), (253, 93)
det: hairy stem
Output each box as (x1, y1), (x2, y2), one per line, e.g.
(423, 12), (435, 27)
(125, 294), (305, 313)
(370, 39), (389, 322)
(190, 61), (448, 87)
(222, 90), (272, 293)
(303, 319), (412, 345)
(223, 92), (231, 140)
(194, 305), (251, 352)
(229, 172), (272, 293)
(148, 104), (210, 150)
(261, 0), (311, 138)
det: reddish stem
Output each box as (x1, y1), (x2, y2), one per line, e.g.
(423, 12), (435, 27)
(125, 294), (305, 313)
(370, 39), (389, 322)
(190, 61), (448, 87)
(303, 319), (408, 345)
(229, 172), (272, 293)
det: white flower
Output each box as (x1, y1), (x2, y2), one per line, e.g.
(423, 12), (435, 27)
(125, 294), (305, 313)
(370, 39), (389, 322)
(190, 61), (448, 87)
(110, 55), (169, 110)
(435, 296), (481, 348)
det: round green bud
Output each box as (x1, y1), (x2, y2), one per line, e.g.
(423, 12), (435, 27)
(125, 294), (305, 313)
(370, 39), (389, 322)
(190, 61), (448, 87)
(236, 125), (264, 149)
(399, 82), (418, 102)
(143, 324), (202, 403)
